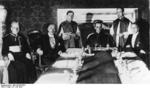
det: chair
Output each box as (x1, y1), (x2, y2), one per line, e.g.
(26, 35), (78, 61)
(27, 30), (49, 73)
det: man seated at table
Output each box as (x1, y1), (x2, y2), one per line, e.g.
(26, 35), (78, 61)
(124, 23), (147, 63)
(37, 23), (66, 65)
(86, 20), (115, 48)
(2, 21), (37, 83)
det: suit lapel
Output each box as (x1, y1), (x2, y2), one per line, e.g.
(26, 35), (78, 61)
(127, 34), (132, 46)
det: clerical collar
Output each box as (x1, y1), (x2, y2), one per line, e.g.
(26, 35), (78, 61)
(48, 33), (54, 38)
(66, 20), (72, 23)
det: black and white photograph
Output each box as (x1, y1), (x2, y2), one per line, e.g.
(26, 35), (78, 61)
(0, 0), (149, 87)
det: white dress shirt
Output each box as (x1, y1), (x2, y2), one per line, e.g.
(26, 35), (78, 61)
(48, 33), (56, 48)
(131, 32), (139, 48)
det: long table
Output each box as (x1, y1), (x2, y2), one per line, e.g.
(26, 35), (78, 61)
(35, 48), (120, 84)
(35, 48), (150, 84)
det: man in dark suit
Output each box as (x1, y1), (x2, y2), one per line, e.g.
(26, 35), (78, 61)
(37, 23), (66, 64)
(124, 23), (147, 63)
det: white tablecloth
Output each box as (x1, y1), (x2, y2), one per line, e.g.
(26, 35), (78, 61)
(114, 59), (150, 84)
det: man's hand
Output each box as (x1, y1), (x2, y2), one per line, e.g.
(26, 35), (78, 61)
(26, 53), (31, 60)
(126, 45), (131, 48)
(36, 48), (43, 56)
(62, 33), (70, 40)
(8, 53), (15, 61)
(123, 32), (129, 39)
(68, 33), (76, 37)
(3, 56), (10, 67)
(117, 32), (129, 38)
(140, 50), (146, 54)
(58, 51), (62, 55)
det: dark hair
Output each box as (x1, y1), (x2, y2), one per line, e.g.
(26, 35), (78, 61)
(8, 20), (25, 33)
(66, 10), (74, 15)
(93, 20), (103, 25)
(42, 23), (56, 34)
(117, 7), (124, 12)
(86, 12), (93, 16)
(93, 20), (103, 28)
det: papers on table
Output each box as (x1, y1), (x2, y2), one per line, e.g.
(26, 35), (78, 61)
(93, 47), (117, 51)
(35, 72), (73, 84)
(60, 48), (83, 58)
(114, 59), (150, 84)
(52, 60), (76, 69)
(120, 52), (137, 58)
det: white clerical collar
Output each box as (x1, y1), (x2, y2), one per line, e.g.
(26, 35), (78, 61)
(48, 33), (54, 38)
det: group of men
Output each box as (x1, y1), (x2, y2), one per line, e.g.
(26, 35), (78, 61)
(59, 8), (149, 75)
(1, 7), (148, 83)
(58, 8), (147, 58)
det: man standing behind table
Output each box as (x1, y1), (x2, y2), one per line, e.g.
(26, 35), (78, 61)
(58, 10), (82, 49)
(110, 8), (132, 51)
(79, 13), (95, 47)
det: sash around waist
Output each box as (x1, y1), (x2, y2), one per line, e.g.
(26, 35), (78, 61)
(9, 46), (21, 53)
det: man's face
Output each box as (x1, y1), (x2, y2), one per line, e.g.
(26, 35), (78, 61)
(95, 23), (102, 33)
(86, 14), (93, 22)
(11, 22), (19, 35)
(48, 24), (55, 34)
(117, 8), (124, 19)
(66, 12), (74, 22)
(131, 24), (139, 34)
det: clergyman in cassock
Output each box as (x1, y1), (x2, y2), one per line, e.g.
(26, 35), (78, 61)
(110, 8), (131, 51)
(58, 10), (82, 49)
(86, 20), (115, 48)
(77, 20), (120, 83)
(2, 21), (37, 83)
